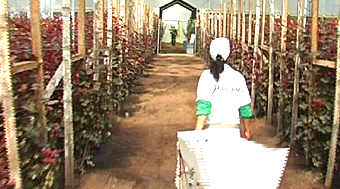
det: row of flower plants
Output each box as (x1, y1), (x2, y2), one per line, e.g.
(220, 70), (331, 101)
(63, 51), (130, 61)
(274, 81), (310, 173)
(197, 16), (340, 179)
(0, 12), (158, 189)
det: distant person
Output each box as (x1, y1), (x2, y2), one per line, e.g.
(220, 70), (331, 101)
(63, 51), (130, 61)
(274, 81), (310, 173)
(194, 37), (253, 140)
(170, 26), (178, 46)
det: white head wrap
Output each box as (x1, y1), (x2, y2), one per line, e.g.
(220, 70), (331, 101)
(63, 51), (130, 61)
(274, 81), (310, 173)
(209, 37), (231, 61)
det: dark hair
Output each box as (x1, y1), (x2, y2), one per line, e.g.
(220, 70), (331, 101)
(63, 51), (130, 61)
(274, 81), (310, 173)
(210, 54), (225, 82)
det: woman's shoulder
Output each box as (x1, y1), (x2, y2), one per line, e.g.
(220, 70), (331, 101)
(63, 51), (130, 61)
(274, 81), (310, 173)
(225, 65), (246, 79)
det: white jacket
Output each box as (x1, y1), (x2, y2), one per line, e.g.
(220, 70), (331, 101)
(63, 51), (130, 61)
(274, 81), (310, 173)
(196, 64), (251, 125)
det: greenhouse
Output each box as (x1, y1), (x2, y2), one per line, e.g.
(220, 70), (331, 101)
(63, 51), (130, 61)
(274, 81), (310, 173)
(0, 0), (340, 188)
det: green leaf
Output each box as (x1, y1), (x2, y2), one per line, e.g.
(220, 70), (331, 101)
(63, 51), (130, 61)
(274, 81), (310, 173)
(320, 77), (330, 83)
(113, 78), (124, 85)
(47, 100), (60, 105)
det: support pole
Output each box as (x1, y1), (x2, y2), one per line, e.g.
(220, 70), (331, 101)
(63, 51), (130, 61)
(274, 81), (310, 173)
(226, 6), (230, 37)
(107, 0), (114, 81)
(157, 18), (161, 54)
(98, 0), (104, 46)
(237, 0), (241, 41)
(223, 3), (227, 37)
(219, 5), (222, 37)
(266, 0), (275, 125)
(210, 10), (214, 36)
(241, 0), (245, 43)
(0, 0), (23, 187)
(306, 0), (319, 166)
(232, 0), (237, 39)
(62, 0), (74, 188)
(31, 0), (46, 141)
(260, 0), (267, 47)
(290, 0), (303, 149)
(260, 0), (267, 69)
(78, 0), (86, 56)
(214, 9), (218, 38)
(276, 0), (288, 139)
(325, 14), (340, 189)
(248, 0), (253, 45)
(251, 0), (261, 113)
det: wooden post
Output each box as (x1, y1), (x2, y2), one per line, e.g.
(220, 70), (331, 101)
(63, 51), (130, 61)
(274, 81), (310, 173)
(149, 8), (152, 35)
(248, 0), (253, 45)
(136, 0), (139, 32)
(232, 0), (237, 39)
(226, 6), (230, 37)
(142, 1), (145, 32)
(306, 0), (319, 166)
(62, 0), (74, 188)
(137, 0), (143, 33)
(230, 2), (233, 39)
(125, 0), (130, 28)
(237, 0), (241, 41)
(78, 0), (86, 56)
(143, 3), (146, 34)
(290, 0), (303, 149)
(142, 3), (146, 34)
(157, 17), (161, 54)
(71, 0), (76, 50)
(96, 0), (104, 46)
(0, 0), (23, 187)
(223, 4), (226, 37)
(240, 0), (246, 70)
(211, 10), (214, 37)
(201, 11), (204, 50)
(325, 15), (340, 189)
(266, 0), (275, 125)
(107, 0), (114, 81)
(93, 0), (100, 80)
(276, 0), (288, 139)
(260, 0), (267, 69)
(219, 6), (222, 37)
(145, 6), (148, 35)
(251, 0), (261, 113)
(115, 0), (120, 20)
(119, 0), (126, 25)
(201, 12), (204, 53)
(209, 10), (212, 37)
(107, 0), (113, 48)
(228, 4), (232, 38)
(242, 0), (246, 43)
(30, 0), (46, 141)
(146, 6), (150, 35)
(260, 0), (267, 47)
(206, 10), (210, 37)
(130, 0), (134, 32)
(146, 5), (149, 34)
(214, 9), (218, 38)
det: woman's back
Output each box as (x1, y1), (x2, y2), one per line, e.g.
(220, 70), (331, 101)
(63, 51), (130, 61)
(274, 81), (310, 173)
(197, 65), (250, 125)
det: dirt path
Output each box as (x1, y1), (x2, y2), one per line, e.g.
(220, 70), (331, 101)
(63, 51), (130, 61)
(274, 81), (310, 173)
(79, 54), (324, 189)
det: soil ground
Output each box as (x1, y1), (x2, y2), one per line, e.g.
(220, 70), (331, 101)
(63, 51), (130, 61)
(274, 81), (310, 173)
(79, 44), (329, 189)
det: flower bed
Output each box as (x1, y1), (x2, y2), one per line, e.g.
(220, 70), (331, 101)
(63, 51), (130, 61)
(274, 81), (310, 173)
(0, 12), (158, 188)
(197, 15), (340, 177)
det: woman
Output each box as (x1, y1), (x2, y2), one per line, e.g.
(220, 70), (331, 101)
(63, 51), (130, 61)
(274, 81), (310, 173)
(194, 37), (252, 140)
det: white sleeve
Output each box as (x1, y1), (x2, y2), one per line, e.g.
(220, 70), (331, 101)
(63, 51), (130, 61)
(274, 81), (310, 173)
(196, 71), (214, 102)
(239, 75), (252, 107)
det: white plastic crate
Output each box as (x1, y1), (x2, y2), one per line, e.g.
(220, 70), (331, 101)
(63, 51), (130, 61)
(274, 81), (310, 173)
(175, 129), (290, 189)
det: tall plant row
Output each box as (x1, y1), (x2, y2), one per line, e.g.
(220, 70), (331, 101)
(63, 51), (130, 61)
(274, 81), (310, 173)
(196, 4), (340, 184)
(0, 4), (159, 189)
